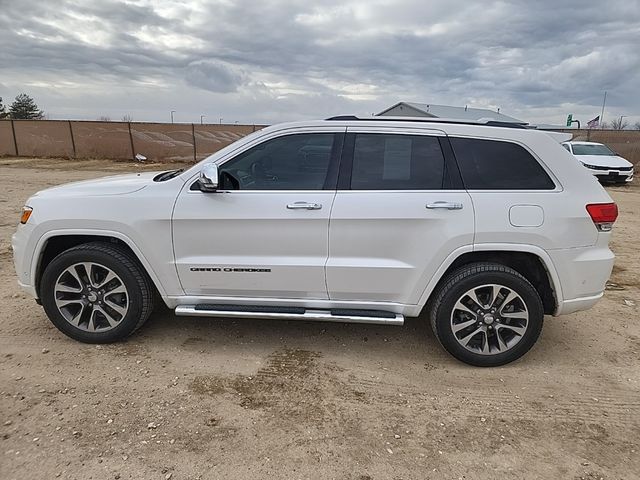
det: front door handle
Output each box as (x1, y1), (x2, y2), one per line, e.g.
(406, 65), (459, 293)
(426, 201), (463, 210)
(286, 202), (322, 210)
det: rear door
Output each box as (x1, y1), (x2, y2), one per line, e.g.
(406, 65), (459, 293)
(326, 127), (475, 304)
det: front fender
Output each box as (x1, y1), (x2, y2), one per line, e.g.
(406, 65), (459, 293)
(28, 228), (176, 300)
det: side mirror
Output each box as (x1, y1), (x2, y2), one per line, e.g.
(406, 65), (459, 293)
(199, 164), (219, 192)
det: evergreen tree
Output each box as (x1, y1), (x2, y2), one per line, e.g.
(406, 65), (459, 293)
(9, 93), (44, 119)
(0, 97), (7, 119)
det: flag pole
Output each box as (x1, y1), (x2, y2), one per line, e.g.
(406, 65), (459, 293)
(600, 91), (607, 129)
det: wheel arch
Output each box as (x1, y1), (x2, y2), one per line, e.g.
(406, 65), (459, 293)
(33, 230), (168, 300)
(418, 245), (562, 316)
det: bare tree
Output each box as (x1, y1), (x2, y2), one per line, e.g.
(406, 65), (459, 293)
(98, 116), (111, 122)
(610, 117), (628, 130)
(122, 114), (133, 122)
(634, 121), (640, 131)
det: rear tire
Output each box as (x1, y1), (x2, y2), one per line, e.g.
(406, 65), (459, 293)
(429, 262), (543, 367)
(40, 242), (154, 343)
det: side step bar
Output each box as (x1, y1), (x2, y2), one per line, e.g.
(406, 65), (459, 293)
(175, 304), (404, 325)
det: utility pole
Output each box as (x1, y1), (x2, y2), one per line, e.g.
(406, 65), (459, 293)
(599, 91), (607, 129)
(171, 110), (176, 123)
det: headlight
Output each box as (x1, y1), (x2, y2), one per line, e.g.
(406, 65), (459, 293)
(20, 206), (33, 224)
(581, 162), (600, 170)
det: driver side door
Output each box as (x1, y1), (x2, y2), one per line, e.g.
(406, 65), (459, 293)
(172, 130), (344, 300)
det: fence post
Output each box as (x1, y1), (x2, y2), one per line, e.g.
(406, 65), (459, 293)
(10, 119), (19, 156)
(127, 122), (136, 160)
(68, 120), (77, 158)
(192, 123), (197, 162)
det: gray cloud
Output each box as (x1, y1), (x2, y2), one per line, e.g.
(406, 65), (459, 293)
(185, 60), (243, 93)
(0, 0), (638, 125)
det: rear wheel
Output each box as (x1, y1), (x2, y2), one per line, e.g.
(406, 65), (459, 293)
(429, 262), (544, 367)
(40, 242), (154, 343)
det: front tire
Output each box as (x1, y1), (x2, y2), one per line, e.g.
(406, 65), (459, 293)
(40, 242), (154, 343)
(429, 262), (544, 367)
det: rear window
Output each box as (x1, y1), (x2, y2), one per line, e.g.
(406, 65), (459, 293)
(450, 137), (555, 190)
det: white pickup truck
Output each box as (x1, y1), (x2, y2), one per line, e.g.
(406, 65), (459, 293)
(12, 117), (618, 366)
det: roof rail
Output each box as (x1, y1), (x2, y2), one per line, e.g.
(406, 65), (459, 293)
(324, 115), (529, 129)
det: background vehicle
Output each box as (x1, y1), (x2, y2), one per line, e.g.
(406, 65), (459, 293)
(562, 141), (634, 184)
(12, 117), (618, 367)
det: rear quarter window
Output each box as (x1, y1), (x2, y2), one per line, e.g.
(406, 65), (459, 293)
(450, 137), (555, 190)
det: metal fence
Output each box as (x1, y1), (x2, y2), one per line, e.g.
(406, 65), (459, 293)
(0, 120), (266, 162)
(2, 120), (638, 165)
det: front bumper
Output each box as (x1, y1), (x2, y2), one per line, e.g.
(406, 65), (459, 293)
(588, 168), (634, 183)
(11, 223), (38, 298)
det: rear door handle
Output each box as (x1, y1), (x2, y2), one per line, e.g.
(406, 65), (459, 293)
(286, 202), (322, 210)
(426, 201), (463, 210)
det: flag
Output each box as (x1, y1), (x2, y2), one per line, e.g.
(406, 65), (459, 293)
(587, 116), (600, 128)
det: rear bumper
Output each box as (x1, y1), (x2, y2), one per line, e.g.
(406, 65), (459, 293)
(556, 292), (604, 316)
(547, 244), (614, 316)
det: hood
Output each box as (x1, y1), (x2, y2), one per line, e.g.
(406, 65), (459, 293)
(32, 172), (160, 198)
(573, 154), (633, 169)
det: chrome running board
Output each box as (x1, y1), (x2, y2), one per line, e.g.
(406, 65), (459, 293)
(175, 304), (404, 326)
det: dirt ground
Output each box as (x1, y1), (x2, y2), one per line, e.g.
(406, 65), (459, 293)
(1, 158), (638, 480)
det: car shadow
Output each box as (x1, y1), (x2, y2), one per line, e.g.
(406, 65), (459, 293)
(135, 307), (448, 361)
(127, 307), (566, 368)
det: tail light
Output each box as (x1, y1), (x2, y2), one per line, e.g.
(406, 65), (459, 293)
(586, 203), (618, 232)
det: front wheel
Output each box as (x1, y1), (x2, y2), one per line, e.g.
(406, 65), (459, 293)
(429, 262), (544, 367)
(40, 242), (154, 343)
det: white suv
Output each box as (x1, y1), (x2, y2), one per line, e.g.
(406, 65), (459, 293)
(12, 117), (618, 366)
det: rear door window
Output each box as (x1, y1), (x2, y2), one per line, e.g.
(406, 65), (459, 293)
(450, 137), (555, 190)
(350, 134), (445, 190)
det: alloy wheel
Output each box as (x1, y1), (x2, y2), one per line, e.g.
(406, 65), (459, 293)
(54, 262), (129, 332)
(450, 283), (529, 355)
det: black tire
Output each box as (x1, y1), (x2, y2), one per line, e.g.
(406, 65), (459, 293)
(429, 262), (544, 367)
(40, 242), (154, 343)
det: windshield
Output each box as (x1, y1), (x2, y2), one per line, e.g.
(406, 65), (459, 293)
(571, 144), (615, 156)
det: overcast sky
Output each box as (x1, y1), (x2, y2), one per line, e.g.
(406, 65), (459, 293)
(1, 0), (639, 126)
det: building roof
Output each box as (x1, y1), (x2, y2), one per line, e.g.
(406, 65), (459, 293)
(377, 102), (527, 125)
